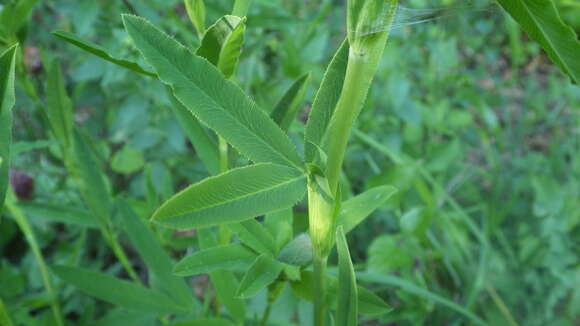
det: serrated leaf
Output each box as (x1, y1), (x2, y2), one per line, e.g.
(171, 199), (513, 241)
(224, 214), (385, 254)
(0, 44), (17, 209)
(290, 271), (391, 316)
(197, 15), (246, 79)
(236, 254), (283, 299)
(336, 226), (357, 326)
(118, 201), (194, 308)
(152, 163), (306, 229)
(52, 30), (156, 77)
(336, 185), (397, 233)
(122, 15), (302, 168)
(277, 233), (313, 267)
(228, 219), (277, 256)
(184, 0), (206, 38)
(173, 244), (257, 276)
(304, 40), (348, 163)
(270, 72), (310, 131)
(496, 0), (580, 83)
(52, 266), (187, 314)
(45, 60), (74, 152)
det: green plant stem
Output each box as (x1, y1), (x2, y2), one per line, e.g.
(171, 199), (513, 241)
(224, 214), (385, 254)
(232, 0), (252, 17)
(313, 255), (328, 326)
(259, 301), (272, 326)
(486, 284), (520, 326)
(5, 191), (64, 326)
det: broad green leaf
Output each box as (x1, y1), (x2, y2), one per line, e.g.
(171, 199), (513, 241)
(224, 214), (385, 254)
(277, 233), (313, 267)
(304, 40), (348, 163)
(270, 72), (310, 131)
(19, 202), (98, 228)
(356, 272), (487, 326)
(122, 15), (303, 169)
(228, 219), (277, 256)
(173, 244), (257, 276)
(168, 89), (220, 175)
(336, 226), (357, 326)
(496, 0), (580, 83)
(52, 30), (156, 77)
(0, 0), (39, 38)
(0, 299), (13, 326)
(236, 254), (283, 299)
(170, 319), (236, 326)
(111, 146), (145, 174)
(336, 185), (397, 233)
(0, 44), (17, 209)
(197, 15), (246, 79)
(52, 266), (187, 314)
(152, 163), (306, 229)
(118, 201), (193, 308)
(198, 229), (246, 323)
(45, 60), (74, 152)
(291, 271), (391, 316)
(184, 0), (206, 38)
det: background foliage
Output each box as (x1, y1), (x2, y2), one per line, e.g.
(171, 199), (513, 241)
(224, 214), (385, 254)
(1, 0), (579, 325)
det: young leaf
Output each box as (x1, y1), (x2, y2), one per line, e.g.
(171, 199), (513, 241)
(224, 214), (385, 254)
(196, 15), (246, 79)
(52, 30), (156, 77)
(496, 0), (580, 84)
(45, 60), (74, 152)
(151, 163), (306, 229)
(52, 266), (187, 314)
(277, 233), (313, 267)
(117, 201), (194, 308)
(228, 219), (277, 256)
(270, 72), (310, 131)
(336, 185), (397, 233)
(235, 254), (283, 299)
(122, 15), (303, 169)
(168, 89), (220, 175)
(336, 226), (357, 326)
(304, 40), (348, 163)
(173, 244), (257, 276)
(184, 0), (206, 38)
(290, 271), (391, 316)
(0, 44), (17, 209)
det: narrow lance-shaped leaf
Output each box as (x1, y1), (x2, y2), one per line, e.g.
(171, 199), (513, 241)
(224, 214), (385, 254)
(52, 30), (156, 77)
(228, 219), (277, 256)
(336, 226), (358, 326)
(198, 229), (246, 323)
(270, 72), (310, 131)
(122, 15), (303, 169)
(52, 266), (187, 314)
(184, 0), (206, 38)
(117, 201), (194, 308)
(336, 185), (397, 233)
(236, 254), (283, 299)
(496, 0), (580, 84)
(0, 44), (18, 209)
(304, 40), (348, 163)
(151, 163), (306, 229)
(45, 60), (74, 153)
(196, 15), (246, 79)
(0, 0), (39, 38)
(173, 244), (257, 276)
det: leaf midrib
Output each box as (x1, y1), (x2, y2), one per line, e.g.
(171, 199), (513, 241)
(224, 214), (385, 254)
(155, 168), (305, 219)
(125, 16), (300, 169)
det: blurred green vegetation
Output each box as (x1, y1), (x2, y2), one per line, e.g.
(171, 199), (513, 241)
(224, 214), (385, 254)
(1, 0), (579, 325)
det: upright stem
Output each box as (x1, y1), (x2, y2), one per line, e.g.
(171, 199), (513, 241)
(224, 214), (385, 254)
(232, 0), (252, 17)
(313, 255), (328, 326)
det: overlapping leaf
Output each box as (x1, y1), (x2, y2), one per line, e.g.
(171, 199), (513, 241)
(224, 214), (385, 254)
(228, 219), (277, 256)
(122, 15), (302, 168)
(151, 163), (306, 229)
